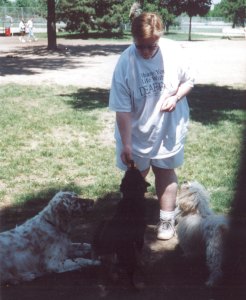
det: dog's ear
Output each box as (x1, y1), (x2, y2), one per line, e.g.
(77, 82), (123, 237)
(50, 202), (69, 233)
(53, 193), (77, 232)
(179, 198), (198, 213)
(120, 167), (150, 194)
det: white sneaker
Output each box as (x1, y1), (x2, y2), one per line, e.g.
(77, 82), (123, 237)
(157, 218), (175, 240)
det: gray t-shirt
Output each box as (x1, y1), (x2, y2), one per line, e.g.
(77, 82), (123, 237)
(109, 38), (194, 159)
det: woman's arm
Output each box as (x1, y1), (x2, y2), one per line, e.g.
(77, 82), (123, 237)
(160, 83), (193, 112)
(116, 111), (132, 165)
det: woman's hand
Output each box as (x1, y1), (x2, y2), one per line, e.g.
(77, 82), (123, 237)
(160, 95), (178, 112)
(121, 144), (132, 165)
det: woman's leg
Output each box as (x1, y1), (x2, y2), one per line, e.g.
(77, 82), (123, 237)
(152, 167), (178, 211)
(152, 166), (178, 240)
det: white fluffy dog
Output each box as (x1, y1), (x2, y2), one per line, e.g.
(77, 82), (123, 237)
(0, 191), (100, 284)
(176, 181), (229, 287)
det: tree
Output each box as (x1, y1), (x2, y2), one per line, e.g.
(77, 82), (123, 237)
(93, 0), (123, 33)
(15, 0), (37, 6)
(184, 0), (212, 41)
(212, 0), (245, 27)
(165, 0), (212, 40)
(129, 1), (176, 32)
(0, 0), (12, 5)
(47, 0), (57, 50)
(56, 0), (94, 34)
(56, 0), (125, 35)
(120, 0), (141, 24)
(15, 0), (47, 18)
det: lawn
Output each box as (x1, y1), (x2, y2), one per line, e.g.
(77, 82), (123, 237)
(0, 83), (245, 214)
(55, 30), (226, 41)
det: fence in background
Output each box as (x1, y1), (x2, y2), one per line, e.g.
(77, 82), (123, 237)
(0, 6), (46, 35)
(1, 6), (238, 36)
(174, 16), (233, 34)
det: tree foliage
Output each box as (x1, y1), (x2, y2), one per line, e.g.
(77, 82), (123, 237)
(56, 0), (94, 34)
(55, 0), (126, 35)
(164, 0), (212, 40)
(210, 0), (245, 27)
(143, 0), (176, 31)
(173, 0), (211, 17)
(0, 0), (12, 5)
(15, 0), (47, 18)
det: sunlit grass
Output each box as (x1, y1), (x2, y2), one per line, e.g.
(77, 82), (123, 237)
(0, 84), (121, 206)
(0, 84), (245, 214)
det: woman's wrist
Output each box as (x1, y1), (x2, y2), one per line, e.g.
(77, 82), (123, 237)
(175, 93), (181, 102)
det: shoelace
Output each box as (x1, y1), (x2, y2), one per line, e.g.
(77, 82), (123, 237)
(157, 219), (176, 234)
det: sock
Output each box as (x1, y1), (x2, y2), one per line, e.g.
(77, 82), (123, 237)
(160, 210), (175, 221)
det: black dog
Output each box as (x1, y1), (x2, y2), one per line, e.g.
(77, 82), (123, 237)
(93, 161), (150, 288)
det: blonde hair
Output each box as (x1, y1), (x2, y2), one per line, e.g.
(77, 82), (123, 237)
(131, 12), (164, 39)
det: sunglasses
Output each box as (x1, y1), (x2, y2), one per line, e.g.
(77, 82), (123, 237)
(135, 43), (159, 51)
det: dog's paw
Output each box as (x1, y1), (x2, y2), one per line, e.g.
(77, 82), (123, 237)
(205, 279), (214, 288)
(205, 270), (223, 287)
(81, 243), (92, 254)
(98, 284), (109, 297)
(109, 270), (120, 282)
(68, 243), (92, 258)
(20, 272), (37, 282)
(92, 259), (101, 266)
(132, 273), (145, 290)
(132, 268), (145, 290)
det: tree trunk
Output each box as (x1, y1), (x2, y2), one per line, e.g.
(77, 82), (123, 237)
(188, 16), (192, 41)
(47, 0), (57, 50)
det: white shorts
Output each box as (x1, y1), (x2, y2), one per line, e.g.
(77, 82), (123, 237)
(116, 148), (184, 172)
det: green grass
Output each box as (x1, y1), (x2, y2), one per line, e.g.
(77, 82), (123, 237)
(0, 85), (122, 206)
(164, 31), (220, 41)
(0, 84), (245, 215)
(55, 30), (222, 42)
(9, 28), (230, 42)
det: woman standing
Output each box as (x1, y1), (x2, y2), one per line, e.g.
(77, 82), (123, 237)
(109, 12), (194, 240)
(19, 19), (26, 42)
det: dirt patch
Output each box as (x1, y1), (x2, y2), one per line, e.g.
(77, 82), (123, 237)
(0, 37), (129, 88)
(0, 37), (245, 87)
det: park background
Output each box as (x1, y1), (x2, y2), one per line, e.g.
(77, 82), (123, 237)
(0, 1), (246, 300)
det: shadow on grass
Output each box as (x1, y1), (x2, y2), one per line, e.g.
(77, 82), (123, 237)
(60, 88), (109, 111)
(61, 84), (246, 126)
(0, 183), (87, 232)
(0, 43), (129, 76)
(189, 84), (246, 124)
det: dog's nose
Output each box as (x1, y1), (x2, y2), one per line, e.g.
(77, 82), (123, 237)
(182, 181), (191, 186)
